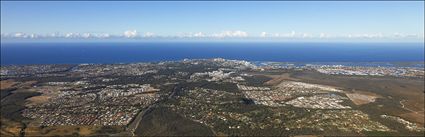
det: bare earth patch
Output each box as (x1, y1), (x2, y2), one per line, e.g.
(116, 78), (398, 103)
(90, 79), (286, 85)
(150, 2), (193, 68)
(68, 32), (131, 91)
(345, 92), (380, 105)
(399, 100), (425, 126)
(399, 111), (425, 126)
(0, 118), (23, 136)
(263, 73), (300, 86)
(25, 85), (62, 107)
(25, 125), (102, 136)
(20, 81), (37, 89)
(26, 95), (51, 107)
(0, 80), (18, 90)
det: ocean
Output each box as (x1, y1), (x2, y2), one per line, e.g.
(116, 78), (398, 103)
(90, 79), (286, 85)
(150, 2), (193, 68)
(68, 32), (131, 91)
(1, 42), (424, 65)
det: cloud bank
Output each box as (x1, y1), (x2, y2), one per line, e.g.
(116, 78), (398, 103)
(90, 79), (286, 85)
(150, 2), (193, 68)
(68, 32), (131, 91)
(1, 30), (424, 42)
(124, 30), (138, 38)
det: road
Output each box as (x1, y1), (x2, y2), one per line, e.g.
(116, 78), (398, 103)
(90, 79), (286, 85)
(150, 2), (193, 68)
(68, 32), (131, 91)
(125, 86), (181, 136)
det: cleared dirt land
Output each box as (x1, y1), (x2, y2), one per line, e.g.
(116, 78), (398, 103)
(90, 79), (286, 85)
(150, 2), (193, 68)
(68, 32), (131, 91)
(0, 80), (18, 90)
(345, 91), (381, 105)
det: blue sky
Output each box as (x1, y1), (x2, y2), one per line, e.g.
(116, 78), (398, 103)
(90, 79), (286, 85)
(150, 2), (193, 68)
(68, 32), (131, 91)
(1, 1), (424, 42)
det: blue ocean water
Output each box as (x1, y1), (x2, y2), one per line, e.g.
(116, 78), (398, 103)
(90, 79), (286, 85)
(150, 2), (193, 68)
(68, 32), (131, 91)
(1, 42), (424, 65)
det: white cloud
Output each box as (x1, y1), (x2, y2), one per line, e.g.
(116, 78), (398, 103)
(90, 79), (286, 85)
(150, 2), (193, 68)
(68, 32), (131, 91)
(29, 34), (37, 38)
(277, 31), (296, 38)
(48, 33), (61, 38)
(82, 33), (91, 38)
(259, 31), (309, 38)
(97, 33), (111, 38)
(4, 32), (40, 38)
(302, 33), (312, 38)
(14, 32), (25, 38)
(193, 32), (205, 37)
(260, 32), (267, 37)
(320, 33), (327, 38)
(65, 33), (76, 38)
(342, 32), (423, 39)
(390, 32), (419, 38)
(62, 32), (111, 38)
(175, 32), (209, 38)
(346, 33), (387, 39)
(259, 32), (283, 38)
(143, 32), (155, 37)
(212, 30), (248, 38)
(290, 31), (296, 37)
(124, 30), (138, 38)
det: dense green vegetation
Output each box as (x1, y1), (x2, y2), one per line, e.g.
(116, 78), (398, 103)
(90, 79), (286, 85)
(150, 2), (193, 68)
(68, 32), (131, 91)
(1, 90), (41, 121)
(134, 107), (215, 136)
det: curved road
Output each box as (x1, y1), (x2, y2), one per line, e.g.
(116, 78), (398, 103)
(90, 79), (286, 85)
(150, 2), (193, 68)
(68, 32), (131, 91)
(125, 86), (180, 136)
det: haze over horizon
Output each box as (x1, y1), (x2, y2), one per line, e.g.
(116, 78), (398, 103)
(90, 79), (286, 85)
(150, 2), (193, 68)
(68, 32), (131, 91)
(1, 1), (424, 43)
